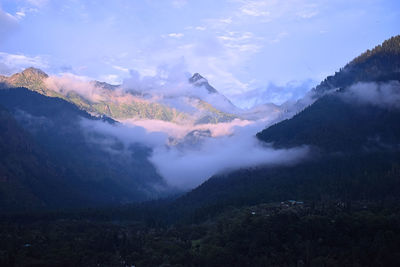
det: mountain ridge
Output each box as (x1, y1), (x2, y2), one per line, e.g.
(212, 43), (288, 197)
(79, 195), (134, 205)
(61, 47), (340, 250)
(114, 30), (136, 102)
(314, 35), (400, 95)
(0, 69), (242, 125)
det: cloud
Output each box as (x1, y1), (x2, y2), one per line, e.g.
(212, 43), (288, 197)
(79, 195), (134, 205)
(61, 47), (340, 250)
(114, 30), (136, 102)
(150, 121), (309, 189)
(80, 118), (167, 149)
(112, 65), (129, 73)
(15, 11), (26, 19)
(121, 62), (246, 114)
(80, 115), (309, 190)
(44, 73), (106, 102)
(122, 62), (207, 99)
(342, 81), (400, 109)
(234, 0), (321, 21)
(0, 52), (48, 75)
(238, 0), (271, 17)
(166, 33), (184, 38)
(99, 74), (121, 85)
(230, 79), (316, 108)
(122, 118), (253, 139)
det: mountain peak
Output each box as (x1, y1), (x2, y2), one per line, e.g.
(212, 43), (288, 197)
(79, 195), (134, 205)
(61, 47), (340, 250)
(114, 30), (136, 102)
(189, 73), (205, 83)
(4, 67), (49, 93)
(21, 67), (49, 79)
(189, 73), (218, 94)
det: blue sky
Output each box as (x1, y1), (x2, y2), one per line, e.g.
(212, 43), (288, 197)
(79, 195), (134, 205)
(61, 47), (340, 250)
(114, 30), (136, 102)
(0, 0), (399, 107)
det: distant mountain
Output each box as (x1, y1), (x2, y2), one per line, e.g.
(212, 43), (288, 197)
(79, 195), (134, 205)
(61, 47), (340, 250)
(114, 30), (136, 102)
(189, 73), (218, 94)
(0, 87), (169, 211)
(0, 69), (241, 125)
(0, 67), (49, 93)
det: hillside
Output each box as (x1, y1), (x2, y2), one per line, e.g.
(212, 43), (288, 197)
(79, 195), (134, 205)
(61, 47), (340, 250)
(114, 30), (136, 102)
(314, 35), (400, 94)
(0, 87), (169, 211)
(164, 35), (400, 221)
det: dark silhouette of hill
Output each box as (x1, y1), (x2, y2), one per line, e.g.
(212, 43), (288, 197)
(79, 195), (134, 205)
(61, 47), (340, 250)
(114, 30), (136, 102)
(0, 87), (167, 211)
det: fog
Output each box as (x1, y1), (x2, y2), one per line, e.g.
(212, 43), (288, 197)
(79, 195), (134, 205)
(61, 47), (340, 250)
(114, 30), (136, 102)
(45, 73), (106, 102)
(80, 117), (309, 190)
(149, 121), (309, 189)
(343, 81), (400, 109)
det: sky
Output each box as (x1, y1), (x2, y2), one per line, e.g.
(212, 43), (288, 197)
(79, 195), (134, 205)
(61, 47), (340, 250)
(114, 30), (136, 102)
(0, 0), (399, 107)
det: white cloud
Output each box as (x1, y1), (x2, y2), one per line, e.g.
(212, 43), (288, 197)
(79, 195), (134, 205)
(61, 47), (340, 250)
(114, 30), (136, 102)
(99, 74), (121, 85)
(15, 11), (26, 19)
(150, 121), (309, 189)
(167, 33), (184, 38)
(0, 52), (48, 74)
(81, 114), (309, 190)
(45, 73), (105, 102)
(231, 79), (316, 107)
(112, 65), (129, 73)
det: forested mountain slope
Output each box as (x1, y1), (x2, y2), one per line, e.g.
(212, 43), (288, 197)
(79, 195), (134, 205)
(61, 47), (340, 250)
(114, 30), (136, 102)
(0, 87), (168, 211)
(166, 35), (400, 221)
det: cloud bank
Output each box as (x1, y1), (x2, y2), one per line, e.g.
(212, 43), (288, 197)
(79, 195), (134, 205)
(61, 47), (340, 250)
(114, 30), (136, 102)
(80, 117), (309, 190)
(45, 73), (105, 102)
(150, 122), (309, 189)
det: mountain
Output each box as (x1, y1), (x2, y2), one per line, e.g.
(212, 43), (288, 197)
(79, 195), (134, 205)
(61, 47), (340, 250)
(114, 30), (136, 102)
(163, 35), (400, 221)
(314, 35), (400, 95)
(189, 73), (218, 94)
(0, 87), (169, 211)
(0, 69), (241, 125)
(2, 35), (400, 267)
(0, 67), (49, 93)
(1, 68), (188, 122)
(0, 103), (77, 211)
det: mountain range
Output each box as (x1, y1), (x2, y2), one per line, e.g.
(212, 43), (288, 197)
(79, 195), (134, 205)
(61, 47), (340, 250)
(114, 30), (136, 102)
(1, 35), (400, 213)
(0, 69), (256, 125)
(1, 33), (400, 266)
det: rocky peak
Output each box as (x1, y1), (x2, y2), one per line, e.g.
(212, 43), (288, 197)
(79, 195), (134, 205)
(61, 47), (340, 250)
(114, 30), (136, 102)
(189, 73), (218, 94)
(20, 67), (49, 79)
